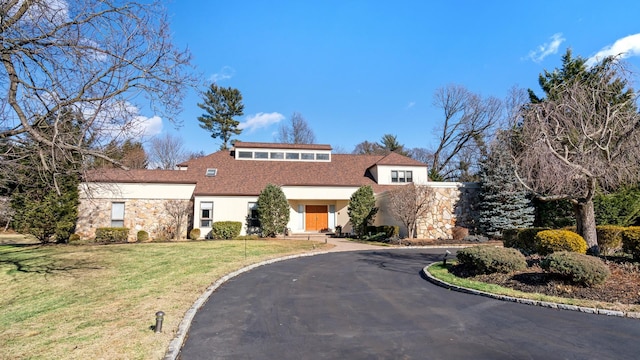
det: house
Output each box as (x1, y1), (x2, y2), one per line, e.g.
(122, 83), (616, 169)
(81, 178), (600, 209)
(76, 142), (477, 241)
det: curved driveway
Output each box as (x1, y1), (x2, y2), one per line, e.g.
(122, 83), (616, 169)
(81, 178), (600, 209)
(178, 249), (640, 359)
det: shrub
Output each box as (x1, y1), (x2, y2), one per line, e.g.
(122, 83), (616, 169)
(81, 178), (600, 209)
(621, 226), (640, 259)
(535, 229), (587, 255)
(377, 225), (399, 238)
(540, 251), (610, 286)
(456, 246), (527, 274)
(95, 227), (129, 243)
(189, 228), (201, 240)
(68, 233), (81, 243)
(136, 230), (149, 242)
(452, 227), (469, 241)
(596, 225), (624, 255)
(502, 228), (548, 255)
(365, 225), (378, 236)
(211, 221), (242, 240)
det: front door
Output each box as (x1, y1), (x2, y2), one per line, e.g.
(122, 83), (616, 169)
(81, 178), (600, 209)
(305, 205), (328, 231)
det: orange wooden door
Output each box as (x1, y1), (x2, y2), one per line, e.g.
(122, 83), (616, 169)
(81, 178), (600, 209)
(305, 205), (328, 231)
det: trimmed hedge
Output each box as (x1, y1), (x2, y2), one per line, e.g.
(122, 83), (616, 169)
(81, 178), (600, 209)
(456, 246), (527, 274)
(596, 225), (624, 255)
(189, 228), (201, 240)
(535, 229), (587, 255)
(622, 226), (640, 259)
(95, 227), (129, 243)
(540, 251), (610, 286)
(211, 221), (242, 240)
(502, 228), (549, 255)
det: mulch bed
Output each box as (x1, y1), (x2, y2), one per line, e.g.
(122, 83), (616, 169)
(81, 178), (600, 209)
(450, 256), (640, 305)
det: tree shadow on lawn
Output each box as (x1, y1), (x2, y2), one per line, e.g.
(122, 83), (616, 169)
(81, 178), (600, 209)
(0, 245), (104, 276)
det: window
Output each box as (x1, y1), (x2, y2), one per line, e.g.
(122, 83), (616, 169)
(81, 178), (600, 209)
(286, 152), (300, 160)
(111, 202), (125, 227)
(247, 202), (260, 228)
(238, 151), (253, 159)
(270, 152), (284, 159)
(301, 153), (314, 160)
(200, 202), (213, 227)
(316, 153), (330, 160)
(391, 170), (413, 183)
(205, 168), (217, 176)
(255, 152), (268, 159)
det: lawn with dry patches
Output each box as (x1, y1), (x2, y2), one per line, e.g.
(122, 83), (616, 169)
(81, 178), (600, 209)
(0, 240), (331, 359)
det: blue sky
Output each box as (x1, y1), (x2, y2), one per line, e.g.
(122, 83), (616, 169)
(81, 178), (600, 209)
(149, 1), (640, 154)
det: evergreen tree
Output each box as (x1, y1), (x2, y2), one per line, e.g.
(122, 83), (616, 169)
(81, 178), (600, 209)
(257, 184), (290, 237)
(197, 83), (244, 150)
(347, 185), (378, 236)
(477, 138), (534, 238)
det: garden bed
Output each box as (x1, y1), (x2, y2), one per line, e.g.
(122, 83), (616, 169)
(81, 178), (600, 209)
(451, 256), (640, 305)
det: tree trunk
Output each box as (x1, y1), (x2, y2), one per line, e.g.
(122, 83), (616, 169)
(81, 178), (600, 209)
(574, 199), (599, 255)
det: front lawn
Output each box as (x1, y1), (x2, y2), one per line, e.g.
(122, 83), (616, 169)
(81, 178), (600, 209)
(0, 240), (331, 359)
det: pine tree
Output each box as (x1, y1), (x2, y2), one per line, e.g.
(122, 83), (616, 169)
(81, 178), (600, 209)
(197, 83), (244, 150)
(477, 139), (534, 238)
(257, 184), (290, 237)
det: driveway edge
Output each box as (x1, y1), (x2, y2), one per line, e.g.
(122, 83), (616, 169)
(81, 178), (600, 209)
(422, 263), (640, 320)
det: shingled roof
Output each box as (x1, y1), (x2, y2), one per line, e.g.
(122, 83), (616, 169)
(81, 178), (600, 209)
(86, 148), (428, 196)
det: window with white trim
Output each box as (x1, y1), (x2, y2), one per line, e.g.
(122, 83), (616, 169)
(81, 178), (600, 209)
(111, 202), (125, 227)
(200, 202), (213, 227)
(391, 170), (413, 183)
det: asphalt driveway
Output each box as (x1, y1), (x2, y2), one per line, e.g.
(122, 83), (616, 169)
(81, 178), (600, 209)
(178, 249), (640, 359)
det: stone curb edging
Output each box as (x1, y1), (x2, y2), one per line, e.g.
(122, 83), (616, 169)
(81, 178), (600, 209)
(422, 262), (640, 320)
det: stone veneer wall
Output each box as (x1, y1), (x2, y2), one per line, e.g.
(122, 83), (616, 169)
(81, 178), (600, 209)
(415, 182), (479, 240)
(76, 198), (192, 241)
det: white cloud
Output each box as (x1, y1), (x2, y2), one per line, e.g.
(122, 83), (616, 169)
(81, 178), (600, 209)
(133, 115), (163, 137)
(239, 112), (285, 132)
(587, 33), (640, 66)
(209, 66), (236, 83)
(527, 33), (565, 63)
(406, 101), (416, 109)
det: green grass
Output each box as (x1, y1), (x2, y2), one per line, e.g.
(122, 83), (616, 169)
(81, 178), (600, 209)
(427, 261), (640, 313)
(0, 240), (331, 360)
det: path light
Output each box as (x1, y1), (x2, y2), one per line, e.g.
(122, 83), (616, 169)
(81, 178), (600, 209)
(155, 311), (165, 333)
(443, 250), (451, 266)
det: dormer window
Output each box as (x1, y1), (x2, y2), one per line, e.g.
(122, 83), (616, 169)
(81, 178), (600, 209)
(206, 168), (217, 177)
(391, 170), (412, 183)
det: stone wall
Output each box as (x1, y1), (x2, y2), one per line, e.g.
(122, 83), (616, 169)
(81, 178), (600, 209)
(415, 182), (479, 240)
(76, 198), (192, 241)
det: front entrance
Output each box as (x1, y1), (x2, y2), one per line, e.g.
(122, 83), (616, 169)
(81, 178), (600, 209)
(305, 205), (328, 231)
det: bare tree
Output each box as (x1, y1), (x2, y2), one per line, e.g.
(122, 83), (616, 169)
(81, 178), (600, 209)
(0, 0), (194, 190)
(164, 200), (190, 240)
(386, 183), (434, 239)
(275, 112), (316, 144)
(510, 57), (640, 253)
(429, 84), (502, 181)
(149, 133), (188, 169)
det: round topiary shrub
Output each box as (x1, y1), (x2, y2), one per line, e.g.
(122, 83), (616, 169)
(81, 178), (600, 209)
(503, 228), (549, 255)
(136, 230), (149, 242)
(540, 251), (610, 286)
(596, 225), (624, 255)
(68, 233), (81, 243)
(189, 228), (201, 240)
(456, 246), (527, 274)
(535, 229), (587, 255)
